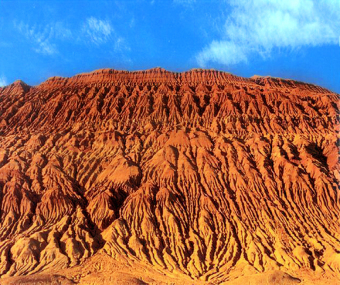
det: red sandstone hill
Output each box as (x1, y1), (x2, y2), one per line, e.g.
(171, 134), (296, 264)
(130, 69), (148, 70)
(0, 68), (339, 285)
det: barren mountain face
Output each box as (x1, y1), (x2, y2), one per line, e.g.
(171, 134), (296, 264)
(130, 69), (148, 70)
(0, 68), (339, 285)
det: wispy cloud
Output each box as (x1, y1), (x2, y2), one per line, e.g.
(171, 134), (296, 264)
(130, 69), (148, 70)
(82, 17), (113, 45)
(13, 17), (129, 56)
(33, 40), (58, 55)
(81, 17), (130, 53)
(197, 0), (340, 66)
(114, 37), (130, 52)
(14, 21), (72, 55)
(0, 76), (7, 87)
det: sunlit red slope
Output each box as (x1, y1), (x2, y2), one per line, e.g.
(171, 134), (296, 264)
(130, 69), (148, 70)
(0, 68), (339, 284)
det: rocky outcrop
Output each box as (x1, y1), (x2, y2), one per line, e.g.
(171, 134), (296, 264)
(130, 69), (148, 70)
(0, 68), (339, 284)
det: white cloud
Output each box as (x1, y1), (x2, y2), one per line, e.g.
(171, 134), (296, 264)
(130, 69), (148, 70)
(13, 17), (129, 54)
(14, 21), (72, 55)
(114, 37), (130, 52)
(197, 0), (340, 66)
(83, 17), (113, 45)
(0, 76), (7, 87)
(34, 40), (58, 55)
(81, 17), (130, 53)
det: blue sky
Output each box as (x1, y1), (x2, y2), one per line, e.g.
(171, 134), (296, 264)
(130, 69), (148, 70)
(0, 0), (339, 92)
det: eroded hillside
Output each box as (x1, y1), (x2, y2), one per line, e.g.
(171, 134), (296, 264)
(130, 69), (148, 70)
(0, 68), (339, 284)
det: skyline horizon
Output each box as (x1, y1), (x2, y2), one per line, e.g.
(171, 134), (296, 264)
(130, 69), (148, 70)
(2, 65), (338, 93)
(1, 0), (339, 93)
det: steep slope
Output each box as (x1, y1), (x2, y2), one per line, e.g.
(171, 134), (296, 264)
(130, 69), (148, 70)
(0, 68), (339, 284)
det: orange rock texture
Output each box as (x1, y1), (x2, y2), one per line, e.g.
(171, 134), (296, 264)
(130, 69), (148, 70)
(0, 68), (339, 284)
